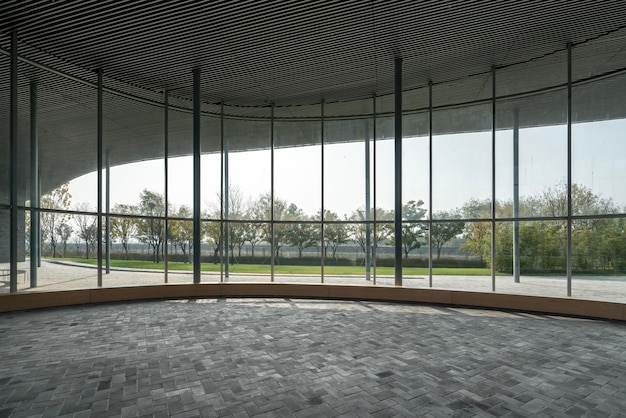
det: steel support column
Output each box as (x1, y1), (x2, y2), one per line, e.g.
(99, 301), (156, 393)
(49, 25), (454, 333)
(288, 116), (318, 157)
(270, 104), (275, 282)
(219, 103), (224, 282)
(567, 43), (573, 297)
(394, 58), (403, 287)
(513, 109), (520, 283)
(224, 140), (230, 280)
(164, 90), (169, 283)
(97, 68), (103, 287)
(320, 100), (325, 283)
(365, 120), (371, 281)
(372, 94), (378, 285)
(105, 151), (110, 274)
(490, 67), (497, 292)
(9, 32), (18, 293)
(30, 80), (39, 288)
(192, 69), (201, 284)
(428, 81), (433, 288)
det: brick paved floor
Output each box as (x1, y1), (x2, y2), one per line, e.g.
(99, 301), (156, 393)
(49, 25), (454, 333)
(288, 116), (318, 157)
(1, 298), (626, 417)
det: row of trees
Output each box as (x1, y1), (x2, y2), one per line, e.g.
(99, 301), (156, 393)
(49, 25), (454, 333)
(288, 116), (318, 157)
(32, 184), (461, 264)
(32, 181), (625, 273)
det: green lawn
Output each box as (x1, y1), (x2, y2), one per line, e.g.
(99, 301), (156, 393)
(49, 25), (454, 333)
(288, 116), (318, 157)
(55, 258), (492, 276)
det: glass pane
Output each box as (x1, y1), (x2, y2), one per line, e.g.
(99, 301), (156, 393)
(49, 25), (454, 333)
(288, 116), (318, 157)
(495, 220), (567, 298)
(432, 221), (491, 292)
(572, 217), (626, 302)
(200, 219), (221, 283)
(324, 222), (367, 285)
(168, 106), (193, 210)
(225, 117), (271, 221)
(273, 222), (321, 284)
(372, 221), (395, 286)
(403, 112), (429, 218)
(104, 92), (164, 215)
(375, 116), (395, 218)
(0, 209), (8, 294)
(572, 75), (626, 215)
(201, 115), (221, 279)
(221, 221), (271, 282)
(496, 90), (567, 217)
(432, 104), (491, 217)
(325, 120), (366, 218)
(401, 221), (429, 289)
(275, 119), (321, 220)
(0, 52), (8, 206)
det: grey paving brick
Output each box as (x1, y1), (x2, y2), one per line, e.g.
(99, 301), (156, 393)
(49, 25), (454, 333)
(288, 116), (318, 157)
(1, 298), (626, 417)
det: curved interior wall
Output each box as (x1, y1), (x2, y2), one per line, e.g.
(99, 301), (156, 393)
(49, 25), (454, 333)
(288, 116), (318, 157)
(2, 30), (626, 316)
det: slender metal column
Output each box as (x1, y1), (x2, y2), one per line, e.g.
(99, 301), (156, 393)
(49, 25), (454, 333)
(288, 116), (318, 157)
(372, 94), (377, 285)
(394, 57), (403, 287)
(365, 120), (371, 280)
(491, 66), (497, 292)
(428, 81), (433, 288)
(224, 140), (230, 280)
(566, 43), (573, 297)
(164, 90), (169, 283)
(105, 151), (110, 274)
(219, 102), (224, 282)
(270, 104), (275, 282)
(37, 179), (41, 267)
(320, 100), (325, 283)
(192, 69), (201, 284)
(9, 32), (18, 293)
(513, 109), (520, 283)
(97, 68), (103, 287)
(30, 80), (39, 288)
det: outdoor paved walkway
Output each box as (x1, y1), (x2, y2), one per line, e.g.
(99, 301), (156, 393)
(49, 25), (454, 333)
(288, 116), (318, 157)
(1, 298), (625, 417)
(2, 260), (626, 304)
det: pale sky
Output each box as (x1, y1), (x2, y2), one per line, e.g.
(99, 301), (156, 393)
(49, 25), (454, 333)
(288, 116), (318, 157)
(68, 120), (626, 218)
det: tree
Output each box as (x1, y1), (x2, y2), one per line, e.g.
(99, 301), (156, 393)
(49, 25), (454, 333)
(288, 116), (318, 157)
(41, 183), (72, 258)
(110, 203), (137, 260)
(250, 193), (291, 259)
(56, 221), (73, 258)
(389, 200), (427, 259)
(322, 210), (349, 260)
(169, 205), (193, 262)
(73, 203), (97, 259)
(431, 211), (464, 260)
(285, 204), (317, 258)
(203, 218), (223, 262)
(348, 207), (393, 257)
(135, 189), (165, 262)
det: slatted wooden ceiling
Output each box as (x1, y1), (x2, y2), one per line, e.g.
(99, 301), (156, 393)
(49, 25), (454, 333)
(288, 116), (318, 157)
(2, 0), (626, 106)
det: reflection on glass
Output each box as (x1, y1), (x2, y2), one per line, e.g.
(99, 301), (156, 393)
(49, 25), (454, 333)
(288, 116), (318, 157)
(401, 221), (429, 289)
(495, 221), (566, 297)
(430, 221), (491, 292)
(325, 120), (366, 218)
(225, 118), (270, 222)
(572, 218), (626, 302)
(168, 108), (193, 210)
(104, 91), (164, 215)
(275, 120), (321, 220)
(573, 76), (626, 215)
(403, 113), (429, 216)
(433, 105), (491, 217)
(496, 90), (567, 217)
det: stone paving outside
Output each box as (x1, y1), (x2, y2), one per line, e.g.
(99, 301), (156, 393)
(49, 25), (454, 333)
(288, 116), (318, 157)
(2, 260), (626, 304)
(1, 297), (626, 417)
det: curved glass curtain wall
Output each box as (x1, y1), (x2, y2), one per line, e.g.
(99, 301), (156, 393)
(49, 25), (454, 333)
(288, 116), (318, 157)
(2, 33), (626, 303)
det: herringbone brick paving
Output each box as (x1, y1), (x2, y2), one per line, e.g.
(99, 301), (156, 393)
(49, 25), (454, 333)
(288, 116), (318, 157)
(1, 298), (625, 417)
